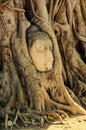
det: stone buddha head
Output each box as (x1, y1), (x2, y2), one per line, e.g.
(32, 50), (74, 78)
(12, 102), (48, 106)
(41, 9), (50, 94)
(27, 31), (54, 72)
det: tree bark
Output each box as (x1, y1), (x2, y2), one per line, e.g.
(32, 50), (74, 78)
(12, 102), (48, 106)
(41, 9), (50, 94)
(0, 0), (86, 129)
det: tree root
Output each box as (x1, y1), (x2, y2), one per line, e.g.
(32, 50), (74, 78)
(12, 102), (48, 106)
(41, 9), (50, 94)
(0, 1), (86, 129)
(0, 104), (69, 129)
(80, 97), (86, 109)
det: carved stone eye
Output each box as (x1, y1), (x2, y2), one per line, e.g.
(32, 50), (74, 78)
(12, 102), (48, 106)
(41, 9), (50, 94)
(36, 47), (44, 52)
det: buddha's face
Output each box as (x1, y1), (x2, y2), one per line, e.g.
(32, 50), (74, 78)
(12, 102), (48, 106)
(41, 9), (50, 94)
(29, 38), (54, 72)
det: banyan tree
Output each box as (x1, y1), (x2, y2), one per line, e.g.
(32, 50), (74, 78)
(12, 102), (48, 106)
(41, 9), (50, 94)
(0, 0), (86, 129)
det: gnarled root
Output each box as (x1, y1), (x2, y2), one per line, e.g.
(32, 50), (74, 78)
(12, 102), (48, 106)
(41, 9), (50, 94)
(80, 97), (86, 109)
(0, 104), (68, 129)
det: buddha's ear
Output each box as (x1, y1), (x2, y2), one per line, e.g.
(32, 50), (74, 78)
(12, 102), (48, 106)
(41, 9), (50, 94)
(28, 39), (33, 48)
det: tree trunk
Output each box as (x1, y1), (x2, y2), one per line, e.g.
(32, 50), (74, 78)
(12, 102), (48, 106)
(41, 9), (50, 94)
(0, 0), (86, 129)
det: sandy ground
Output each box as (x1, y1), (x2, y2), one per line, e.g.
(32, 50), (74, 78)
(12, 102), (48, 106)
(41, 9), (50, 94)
(0, 115), (86, 130)
(3, 115), (85, 130)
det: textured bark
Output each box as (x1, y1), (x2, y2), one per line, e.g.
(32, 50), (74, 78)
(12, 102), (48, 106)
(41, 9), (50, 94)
(0, 0), (86, 129)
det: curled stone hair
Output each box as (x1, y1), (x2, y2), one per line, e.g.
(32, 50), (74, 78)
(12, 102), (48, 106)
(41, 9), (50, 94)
(26, 25), (52, 48)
